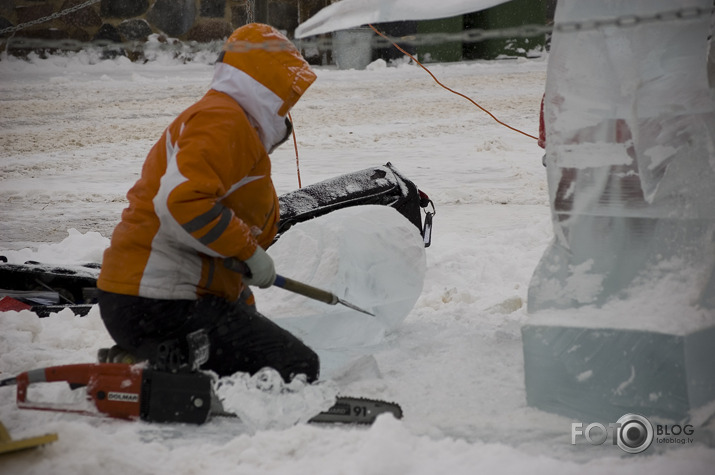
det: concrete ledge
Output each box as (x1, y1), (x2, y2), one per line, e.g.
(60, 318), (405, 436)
(522, 322), (715, 423)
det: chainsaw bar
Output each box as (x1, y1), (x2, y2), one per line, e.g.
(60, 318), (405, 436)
(212, 395), (403, 425)
(309, 396), (403, 425)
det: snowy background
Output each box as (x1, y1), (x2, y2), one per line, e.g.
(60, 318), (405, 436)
(1, 48), (714, 474)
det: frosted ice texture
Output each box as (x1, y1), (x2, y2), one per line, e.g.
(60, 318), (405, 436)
(528, 0), (715, 315)
(258, 205), (426, 349)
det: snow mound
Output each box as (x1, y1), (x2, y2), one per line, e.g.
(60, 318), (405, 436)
(1, 228), (109, 265)
(257, 205), (426, 349)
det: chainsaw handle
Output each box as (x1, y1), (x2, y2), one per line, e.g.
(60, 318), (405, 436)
(13, 363), (209, 423)
(16, 364), (94, 403)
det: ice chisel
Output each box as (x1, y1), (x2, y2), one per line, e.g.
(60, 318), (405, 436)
(224, 258), (375, 317)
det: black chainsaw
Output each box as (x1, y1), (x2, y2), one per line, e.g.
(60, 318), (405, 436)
(0, 363), (402, 426)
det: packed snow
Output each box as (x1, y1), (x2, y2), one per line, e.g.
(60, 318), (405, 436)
(1, 47), (714, 475)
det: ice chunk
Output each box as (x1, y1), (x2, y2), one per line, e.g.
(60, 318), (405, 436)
(214, 368), (338, 431)
(530, 0), (715, 312)
(257, 205), (426, 350)
(522, 321), (715, 422)
(525, 0), (715, 423)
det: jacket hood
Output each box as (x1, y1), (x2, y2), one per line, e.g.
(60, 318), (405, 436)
(210, 23), (317, 152)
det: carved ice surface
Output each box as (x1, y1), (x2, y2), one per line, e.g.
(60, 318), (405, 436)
(529, 0), (715, 315)
(255, 205), (426, 376)
(523, 0), (715, 423)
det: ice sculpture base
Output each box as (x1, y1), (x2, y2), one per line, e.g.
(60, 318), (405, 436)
(522, 318), (715, 425)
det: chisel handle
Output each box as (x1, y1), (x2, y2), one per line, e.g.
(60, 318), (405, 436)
(223, 257), (373, 315)
(224, 258), (336, 303)
(273, 274), (339, 306)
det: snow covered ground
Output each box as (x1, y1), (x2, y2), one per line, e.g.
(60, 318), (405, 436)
(1, 49), (714, 474)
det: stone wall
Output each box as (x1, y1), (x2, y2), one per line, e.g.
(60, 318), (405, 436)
(0, 0), (328, 45)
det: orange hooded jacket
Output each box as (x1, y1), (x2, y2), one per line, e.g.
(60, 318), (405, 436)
(97, 24), (316, 302)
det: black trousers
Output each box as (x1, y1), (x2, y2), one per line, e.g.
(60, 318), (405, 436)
(97, 289), (319, 383)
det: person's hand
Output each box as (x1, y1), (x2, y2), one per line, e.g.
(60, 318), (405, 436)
(242, 246), (276, 288)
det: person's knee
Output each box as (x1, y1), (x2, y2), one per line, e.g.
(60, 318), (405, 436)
(308, 350), (320, 382)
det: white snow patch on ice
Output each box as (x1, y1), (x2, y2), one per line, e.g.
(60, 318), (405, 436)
(576, 370), (593, 382)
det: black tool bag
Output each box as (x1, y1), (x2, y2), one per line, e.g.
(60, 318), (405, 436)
(277, 162), (434, 247)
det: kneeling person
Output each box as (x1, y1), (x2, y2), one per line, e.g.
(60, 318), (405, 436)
(97, 24), (319, 383)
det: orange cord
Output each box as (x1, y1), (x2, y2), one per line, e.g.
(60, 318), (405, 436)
(290, 27), (537, 186)
(288, 111), (302, 188)
(367, 24), (539, 142)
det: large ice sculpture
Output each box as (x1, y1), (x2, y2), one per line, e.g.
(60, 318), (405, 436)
(523, 0), (715, 424)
